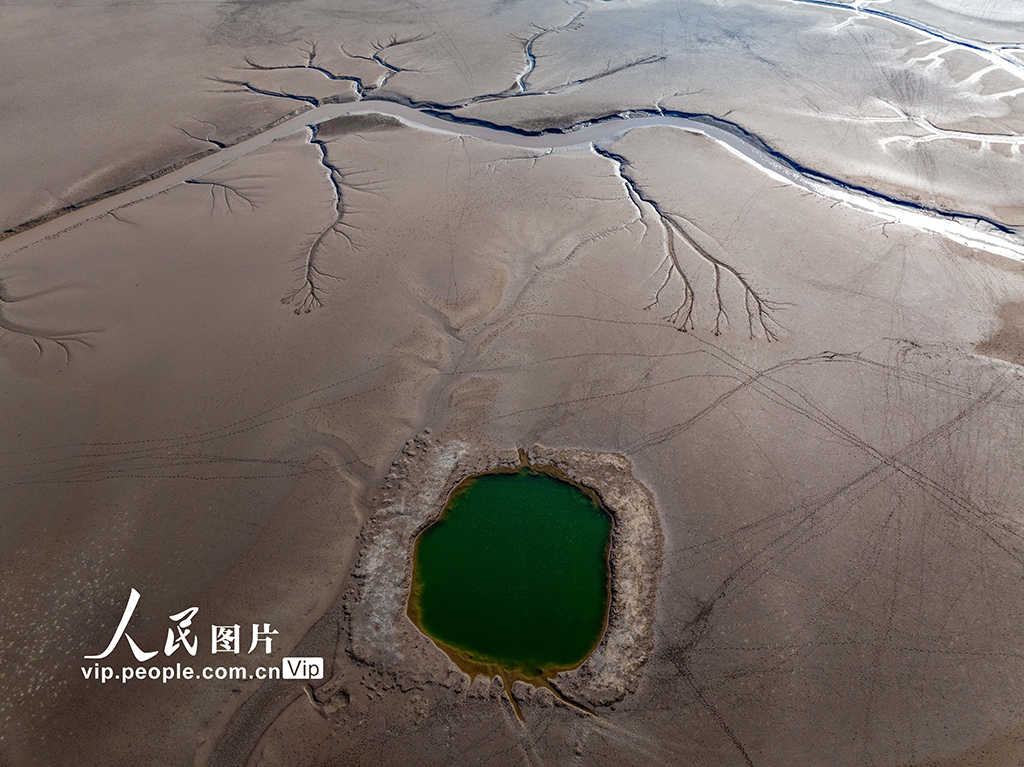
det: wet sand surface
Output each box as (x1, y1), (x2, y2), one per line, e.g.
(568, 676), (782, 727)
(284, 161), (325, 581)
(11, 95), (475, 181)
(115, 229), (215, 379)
(2, 1), (1024, 765)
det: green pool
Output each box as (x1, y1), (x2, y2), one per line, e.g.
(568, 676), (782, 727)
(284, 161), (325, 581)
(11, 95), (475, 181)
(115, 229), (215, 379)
(409, 467), (613, 680)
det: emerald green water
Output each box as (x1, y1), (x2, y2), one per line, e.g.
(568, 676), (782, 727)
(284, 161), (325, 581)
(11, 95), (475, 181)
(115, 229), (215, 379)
(410, 468), (612, 679)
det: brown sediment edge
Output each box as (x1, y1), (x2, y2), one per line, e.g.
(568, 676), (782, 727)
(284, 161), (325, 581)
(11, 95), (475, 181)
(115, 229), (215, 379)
(396, 613), (597, 722)
(0, 107), (310, 242)
(345, 433), (663, 718)
(525, 445), (664, 708)
(404, 457), (613, 719)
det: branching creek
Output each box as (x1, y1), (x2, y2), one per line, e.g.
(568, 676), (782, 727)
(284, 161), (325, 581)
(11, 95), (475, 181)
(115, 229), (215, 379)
(4, 0), (1024, 363)
(3, 98), (1023, 266)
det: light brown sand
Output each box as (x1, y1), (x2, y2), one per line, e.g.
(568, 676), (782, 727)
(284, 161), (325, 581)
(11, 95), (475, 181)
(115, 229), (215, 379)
(3, 1), (1024, 766)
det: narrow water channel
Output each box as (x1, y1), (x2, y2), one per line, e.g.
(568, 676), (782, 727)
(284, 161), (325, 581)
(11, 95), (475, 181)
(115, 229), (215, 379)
(6, 99), (1022, 264)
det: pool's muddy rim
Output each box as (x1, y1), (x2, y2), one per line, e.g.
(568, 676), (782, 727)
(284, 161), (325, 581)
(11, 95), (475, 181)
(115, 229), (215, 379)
(405, 459), (616, 700)
(345, 434), (664, 713)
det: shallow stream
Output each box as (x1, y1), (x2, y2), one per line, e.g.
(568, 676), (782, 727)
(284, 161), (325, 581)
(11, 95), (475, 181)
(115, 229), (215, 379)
(5, 98), (1022, 264)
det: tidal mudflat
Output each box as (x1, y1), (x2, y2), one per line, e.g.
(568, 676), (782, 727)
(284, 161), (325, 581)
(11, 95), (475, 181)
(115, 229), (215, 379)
(2, 0), (1024, 765)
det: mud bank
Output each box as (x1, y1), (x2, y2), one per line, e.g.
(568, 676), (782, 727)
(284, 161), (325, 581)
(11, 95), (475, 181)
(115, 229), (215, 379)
(347, 434), (662, 710)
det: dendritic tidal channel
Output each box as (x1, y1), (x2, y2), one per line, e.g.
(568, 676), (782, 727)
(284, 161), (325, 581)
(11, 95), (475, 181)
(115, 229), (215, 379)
(408, 467), (613, 707)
